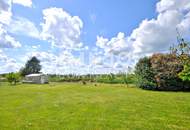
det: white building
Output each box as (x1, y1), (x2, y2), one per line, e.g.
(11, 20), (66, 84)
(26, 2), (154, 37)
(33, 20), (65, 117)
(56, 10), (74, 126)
(23, 74), (48, 84)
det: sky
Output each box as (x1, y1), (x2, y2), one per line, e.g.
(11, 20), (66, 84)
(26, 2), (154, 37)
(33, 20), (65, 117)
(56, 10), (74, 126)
(0, 0), (190, 74)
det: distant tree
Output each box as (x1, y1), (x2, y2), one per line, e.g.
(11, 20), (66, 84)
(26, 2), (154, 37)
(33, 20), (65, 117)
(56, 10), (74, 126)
(6, 72), (20, 85)
(121, 73), (128, 84)
(108, 73), (115, 82)
(20, 56), (41, 76)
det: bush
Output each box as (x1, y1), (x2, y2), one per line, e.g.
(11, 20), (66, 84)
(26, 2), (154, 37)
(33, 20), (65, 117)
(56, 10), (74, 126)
(151, 54), (185, 91)
(135, 53), (190, 91)
(6, 72), (20, 85)
(179, 65), (190, 82)
(135, 57), (156, 90)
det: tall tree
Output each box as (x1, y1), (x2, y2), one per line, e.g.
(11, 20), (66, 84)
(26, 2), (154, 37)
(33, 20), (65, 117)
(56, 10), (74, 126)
(21, 56), (41, 76)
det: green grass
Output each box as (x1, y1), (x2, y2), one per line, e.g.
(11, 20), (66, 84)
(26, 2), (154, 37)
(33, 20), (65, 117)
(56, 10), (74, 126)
(0, 82), (190, 130)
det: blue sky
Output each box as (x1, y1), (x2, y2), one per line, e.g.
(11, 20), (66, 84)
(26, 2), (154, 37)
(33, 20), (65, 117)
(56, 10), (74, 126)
(12, 0), (158, 48)
(0, 0), (190, 74)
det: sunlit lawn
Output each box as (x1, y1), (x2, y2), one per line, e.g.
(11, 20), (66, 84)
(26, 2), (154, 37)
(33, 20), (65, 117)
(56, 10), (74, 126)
(0, 82), (190, 130)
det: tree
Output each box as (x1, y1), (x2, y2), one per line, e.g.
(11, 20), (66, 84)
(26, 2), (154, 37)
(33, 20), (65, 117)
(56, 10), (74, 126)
(170, 32), (190, 88)
(6, 72), (20, 85)
(170, 31), (190, 65)
(20, 56), (41, 76)
(134, 53), (190, 91)
(135, 57), (156, 90)
(151, 53), (184, 91)
(108, 73), (115, 82)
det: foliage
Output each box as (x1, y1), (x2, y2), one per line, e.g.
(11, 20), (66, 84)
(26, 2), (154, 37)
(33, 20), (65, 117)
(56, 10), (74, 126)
(48, 73), (137, 84)
(135, 53), (190, 91)
(20, 56), (41, 76)
(178, 65), (190, 82)
(121, 73), (136, 84)
(6, 72), (20, 85)
(170, 36), (190, 88)
(135, 35), (190, 91)
(170, 39), (190, 56)
(151, 53), (185, 90)
(134, 57), (156, 90)
(108, 73), (115, 82)
(121, 74), (128, 84)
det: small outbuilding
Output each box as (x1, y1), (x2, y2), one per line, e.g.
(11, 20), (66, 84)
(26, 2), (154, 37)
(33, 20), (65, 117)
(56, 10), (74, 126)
(23, 74), (48, 84)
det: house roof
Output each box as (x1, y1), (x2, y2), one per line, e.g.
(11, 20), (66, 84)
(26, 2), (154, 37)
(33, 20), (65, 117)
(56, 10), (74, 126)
(26, 73), (45, 77)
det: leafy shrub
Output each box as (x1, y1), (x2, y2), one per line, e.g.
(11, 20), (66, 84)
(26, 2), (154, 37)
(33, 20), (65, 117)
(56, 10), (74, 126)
(6, 72), (20, 85)
(135, 57), (156, 90)
(178, 65), (190, 82)
(135, 53), (190, 91)
(151, 54), (184, 91)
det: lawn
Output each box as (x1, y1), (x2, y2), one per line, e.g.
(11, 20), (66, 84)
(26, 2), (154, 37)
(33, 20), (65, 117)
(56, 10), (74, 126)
(0, 83), (190, 130)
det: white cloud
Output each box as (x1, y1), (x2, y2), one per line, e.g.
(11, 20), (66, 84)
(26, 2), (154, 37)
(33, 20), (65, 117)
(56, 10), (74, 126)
(156, 0), (190, 13)
(8, 17), (40, 38)
(2, 0), (190, 74)
(129, 0), (190, 56)
(0, 0), (28, 49)
(23, 49), (130, 74)
(57, 51), (82, 66)
(26, 51), (57, 63)
(32, 45), (40, 49)
(96, 32), (131, 55)
(92, 56), (104, 66)
(0, 0), (22, 73)
(0, 0), (37, 49)
(41, 7), (84, 49)
(89, 51), (128, 74)
(0, 49), (8, 62)
(130, 10), (184, 55)
(12, 0), (32, 7)
(0, 24), (21, 48)
(24, 51), (58, 74)
(0, 60), (21, 73)
(94, 0), (190, 73)
(25, 51), (84, 74)
(113, 62), (123, 69)
(0, 50), (21, 73)
(96, 0), (190, 61)
(0, 0), (12, 25)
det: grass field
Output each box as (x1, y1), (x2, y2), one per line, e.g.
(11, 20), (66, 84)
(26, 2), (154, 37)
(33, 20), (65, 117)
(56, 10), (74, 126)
(0, 82), (190, 130)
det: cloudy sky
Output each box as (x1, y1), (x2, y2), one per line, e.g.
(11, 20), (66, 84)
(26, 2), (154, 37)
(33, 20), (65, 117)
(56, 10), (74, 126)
(0, 0), (190, 74)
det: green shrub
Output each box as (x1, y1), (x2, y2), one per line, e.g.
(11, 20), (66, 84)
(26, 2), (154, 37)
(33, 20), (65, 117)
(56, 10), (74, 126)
(135, 57), (156, 90)
(6, 72), (20, 85)
(179, 65), (190, 82)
